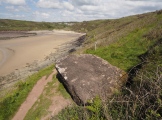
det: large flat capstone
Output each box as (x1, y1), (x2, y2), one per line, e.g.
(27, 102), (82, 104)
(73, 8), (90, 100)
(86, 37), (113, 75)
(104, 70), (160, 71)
(56, 54), (127, 105)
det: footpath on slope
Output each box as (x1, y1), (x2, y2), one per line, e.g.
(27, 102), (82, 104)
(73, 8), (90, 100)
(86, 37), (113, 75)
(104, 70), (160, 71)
(12, 69), (72, 120)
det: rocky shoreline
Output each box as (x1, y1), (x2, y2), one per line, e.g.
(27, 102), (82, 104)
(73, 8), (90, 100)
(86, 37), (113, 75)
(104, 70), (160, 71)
(0, 31), (37, 40)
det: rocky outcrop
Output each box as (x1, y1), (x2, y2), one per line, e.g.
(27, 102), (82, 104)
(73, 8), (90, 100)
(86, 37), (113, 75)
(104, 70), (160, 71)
(56, 54), (127, 105)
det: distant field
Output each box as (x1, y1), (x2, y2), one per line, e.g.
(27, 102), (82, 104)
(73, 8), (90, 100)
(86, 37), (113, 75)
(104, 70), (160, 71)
(0, 19), (72, 31)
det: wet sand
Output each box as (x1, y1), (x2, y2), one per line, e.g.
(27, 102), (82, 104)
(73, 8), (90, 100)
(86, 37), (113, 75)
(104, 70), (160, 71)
(0, 30), (83, 76)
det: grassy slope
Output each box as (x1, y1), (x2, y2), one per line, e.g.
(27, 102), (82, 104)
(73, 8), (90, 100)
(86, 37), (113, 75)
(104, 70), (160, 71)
(54, 10), (162, 119)
(24, 74), (71, 120)
(0, 65), (54, 120)
(0, 10), (162, 119)
(72, 10), (162, 71)
(0, 19), (69, 31)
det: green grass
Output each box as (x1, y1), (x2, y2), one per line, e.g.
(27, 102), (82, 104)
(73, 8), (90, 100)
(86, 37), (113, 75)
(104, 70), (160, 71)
(86, 28), (152, 71)
(0, 64), (54, 120)
(24, 75), (57, 120)
(54, 43), (162, 120)
(0, 19), (69, 31)
(24, 95), (52, 120)
(83, 11), (162, 72)
(0, 10), (162, 120)
(57, 83), (71, 99)
(24, 74), (71, 120)
(53, 96), (108, 120)
(54, 10), (162, 120)
(107, 44), (162, 120)
(53, 105), (85, 120)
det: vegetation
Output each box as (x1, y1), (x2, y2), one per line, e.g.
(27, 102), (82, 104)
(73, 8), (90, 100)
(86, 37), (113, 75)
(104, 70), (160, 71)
(24, 74), (57, 120)
(24, 74), (71, 120)
(0, 65), (54, 120)
(107, 44), (162, 119)
(1, 10), (162, 120)
(0, 19), (70, 31)
(85, 26), (161, 71)
(54, 10), (162, 119)
(57, 81), (71, 99)
(53, 96), (110, 120)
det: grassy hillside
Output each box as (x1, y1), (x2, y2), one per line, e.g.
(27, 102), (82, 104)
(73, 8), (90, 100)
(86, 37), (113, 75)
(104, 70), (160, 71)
(0, 10), (162, 119)
(0, 19), (69, 31)
(54, 10), (162, 119)
(71, 10), (162, 71)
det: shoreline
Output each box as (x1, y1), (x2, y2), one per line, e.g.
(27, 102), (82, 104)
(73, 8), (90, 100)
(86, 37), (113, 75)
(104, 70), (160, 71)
(0, 30), (86, 90)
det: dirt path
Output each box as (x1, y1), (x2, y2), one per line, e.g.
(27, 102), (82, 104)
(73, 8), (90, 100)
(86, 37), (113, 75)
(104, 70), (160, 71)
(12, 70), (57, 120)
(12, 69), (73, 120)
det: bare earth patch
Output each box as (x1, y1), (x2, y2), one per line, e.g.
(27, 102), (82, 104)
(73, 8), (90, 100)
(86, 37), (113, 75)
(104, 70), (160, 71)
(42, 96), (72, 120)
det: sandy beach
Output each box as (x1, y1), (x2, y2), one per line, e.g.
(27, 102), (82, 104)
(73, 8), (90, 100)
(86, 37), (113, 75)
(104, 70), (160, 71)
(0, 30), (85, 87)
(0, 30), (83, 75)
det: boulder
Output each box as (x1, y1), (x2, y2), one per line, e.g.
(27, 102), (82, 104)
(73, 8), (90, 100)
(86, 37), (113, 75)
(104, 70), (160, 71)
(56, 54), (127, 105)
